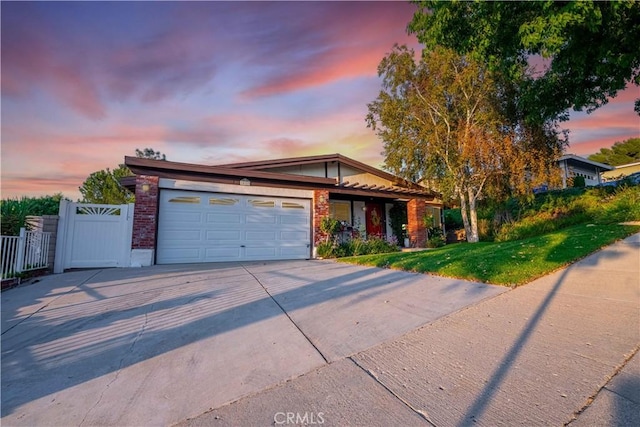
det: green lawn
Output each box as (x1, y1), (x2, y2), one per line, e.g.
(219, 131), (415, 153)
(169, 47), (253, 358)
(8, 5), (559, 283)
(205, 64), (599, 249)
(340, 223), (640, 286)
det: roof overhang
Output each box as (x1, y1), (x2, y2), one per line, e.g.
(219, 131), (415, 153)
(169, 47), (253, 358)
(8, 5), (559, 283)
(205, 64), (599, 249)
(557, 154), (614, 171)
(123, 156), (438, 201)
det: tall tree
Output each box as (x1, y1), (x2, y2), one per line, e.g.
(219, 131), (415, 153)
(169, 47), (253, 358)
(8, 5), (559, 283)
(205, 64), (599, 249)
(79, 148), (167, 204)
(408, 1), (640, 123)
(588, 138), (640, 166)
(79, 165), (135, 204)
(135, 148), (166, 160)
(367, 45), (565, 242)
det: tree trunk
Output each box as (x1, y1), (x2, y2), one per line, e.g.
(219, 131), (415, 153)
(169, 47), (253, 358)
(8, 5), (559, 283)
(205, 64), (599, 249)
(458, 189), (473, 242)
(467, 187), (479, 243)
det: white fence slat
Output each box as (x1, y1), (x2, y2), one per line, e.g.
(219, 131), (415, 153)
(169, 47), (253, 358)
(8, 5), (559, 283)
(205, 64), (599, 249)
(1, 228), (51, 279)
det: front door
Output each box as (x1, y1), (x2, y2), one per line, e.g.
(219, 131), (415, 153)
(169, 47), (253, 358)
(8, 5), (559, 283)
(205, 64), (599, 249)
(365, 203), (384, 237)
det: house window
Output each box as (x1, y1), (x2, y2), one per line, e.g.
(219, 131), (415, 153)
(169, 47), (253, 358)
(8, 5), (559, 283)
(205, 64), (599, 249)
(249, 199), (275, 208)
(168, 196), (200, 204)
(329, 200), (351, 223)
(209, 198), (238, 206)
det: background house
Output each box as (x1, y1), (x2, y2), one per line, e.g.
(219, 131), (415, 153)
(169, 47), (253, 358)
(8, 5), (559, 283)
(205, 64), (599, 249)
(123, 154), (442, 266)
(557, 154), (613, 188)
(602, 161), (640, 182)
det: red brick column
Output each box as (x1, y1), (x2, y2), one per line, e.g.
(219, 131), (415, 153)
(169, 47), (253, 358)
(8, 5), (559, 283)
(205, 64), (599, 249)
(132, 175), (159, 250)
(313, 189), (330, 246)
(407, 199), (427, 248)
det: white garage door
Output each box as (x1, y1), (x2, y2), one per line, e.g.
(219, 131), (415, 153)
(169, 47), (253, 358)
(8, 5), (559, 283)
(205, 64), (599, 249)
(157, 190), (311, 264)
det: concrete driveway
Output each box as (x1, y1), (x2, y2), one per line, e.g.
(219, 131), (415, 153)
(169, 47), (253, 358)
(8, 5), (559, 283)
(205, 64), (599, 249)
(1, 260), (506, 426)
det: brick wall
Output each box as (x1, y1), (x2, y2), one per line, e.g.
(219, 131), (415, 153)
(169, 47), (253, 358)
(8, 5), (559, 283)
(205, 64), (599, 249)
(407, 199), (427, 248)
(132, 175), (159, 249)
(313, 189), (330, 246)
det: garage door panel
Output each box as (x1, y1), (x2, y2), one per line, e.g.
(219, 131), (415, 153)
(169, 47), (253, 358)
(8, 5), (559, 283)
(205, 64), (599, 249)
(245, 247), (277, 257)
(160, 247), (201, 261)
(162, 211), (202, 224)
(158, 190), (310, 264)
(163, 230), (202, 241)
(246, 231), (277, 241)
(205, 230), (242, 241)
(281, 246), (311, 256)
(281, 231), (309, 240)
(206, 213), (242, 224)
(280, 215), (308, 225)
(205, 247), (242, 258)
(246, 214), (276, 224)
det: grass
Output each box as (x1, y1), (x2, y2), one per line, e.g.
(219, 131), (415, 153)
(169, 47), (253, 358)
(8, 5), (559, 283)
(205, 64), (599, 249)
(340, 223), (640, 286)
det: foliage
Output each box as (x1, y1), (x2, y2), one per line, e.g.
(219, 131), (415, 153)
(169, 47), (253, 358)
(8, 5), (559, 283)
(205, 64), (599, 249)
(79, 164), (135, 205)
(1, 194), (65, 235)
(316, 241), (335, 258)
(426, 227), (446, 248)
(79, 147), (167, 204)
(409, 1), (640, 123)
(342, 223), (639, 286)
(316, 236), (400, 259)
(367, 45), (564, 243)
(319, 217), (341, 242)
(444, 209), (463, 230)
(572, 175), (586, 188)
(588, 138), (640, 166)
(492, 185), (640, 242)
(388, 203), (408, 242)
(135, 148), (167, 160)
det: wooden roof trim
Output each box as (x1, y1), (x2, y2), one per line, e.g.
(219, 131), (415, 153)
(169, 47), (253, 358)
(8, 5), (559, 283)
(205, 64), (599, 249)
(124, 156), (337, 185)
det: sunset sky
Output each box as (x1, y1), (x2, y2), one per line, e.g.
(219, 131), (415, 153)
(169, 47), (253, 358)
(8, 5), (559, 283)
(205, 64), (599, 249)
(2, 1), (638, 201)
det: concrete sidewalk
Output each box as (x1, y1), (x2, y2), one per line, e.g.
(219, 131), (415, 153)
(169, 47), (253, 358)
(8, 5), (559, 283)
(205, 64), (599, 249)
(181, 233), (640, 426)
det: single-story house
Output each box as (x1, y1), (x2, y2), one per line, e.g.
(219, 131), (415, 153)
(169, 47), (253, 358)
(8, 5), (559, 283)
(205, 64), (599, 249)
(123, 154), (442, 266)
(557, 154), (613, 188)
(602, 161), (640, 181)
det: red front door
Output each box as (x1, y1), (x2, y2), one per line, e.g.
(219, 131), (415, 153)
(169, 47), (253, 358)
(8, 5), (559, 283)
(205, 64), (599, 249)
(365, 203), (383, 237)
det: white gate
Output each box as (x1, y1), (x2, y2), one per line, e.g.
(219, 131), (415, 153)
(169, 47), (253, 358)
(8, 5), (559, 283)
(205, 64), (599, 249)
(54, 201), (134, 273)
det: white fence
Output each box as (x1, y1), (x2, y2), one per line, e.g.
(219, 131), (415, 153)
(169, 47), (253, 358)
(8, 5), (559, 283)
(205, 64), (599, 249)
(1, 228), (51, 279)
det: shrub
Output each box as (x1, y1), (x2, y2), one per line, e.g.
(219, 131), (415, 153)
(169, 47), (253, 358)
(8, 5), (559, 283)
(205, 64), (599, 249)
(315, 236), (400, 258)
(1, 194), (64, 235)
(444, 209), (463, 229)
(316, 241), (335, 258)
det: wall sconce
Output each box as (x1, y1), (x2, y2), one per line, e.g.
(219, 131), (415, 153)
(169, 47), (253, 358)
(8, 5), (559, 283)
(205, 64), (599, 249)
(141, 184), (150, 193)
(319, 194), (326, 203)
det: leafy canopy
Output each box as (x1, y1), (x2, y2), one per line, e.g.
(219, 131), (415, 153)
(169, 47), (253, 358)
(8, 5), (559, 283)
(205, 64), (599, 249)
(408, 1), (640, 122)
(367, 45), (565, 242)
(78, 147), (167, 204)
(588, 138), (640, 166)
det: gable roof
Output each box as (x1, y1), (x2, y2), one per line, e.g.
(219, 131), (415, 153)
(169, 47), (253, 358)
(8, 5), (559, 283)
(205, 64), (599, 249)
(124, 154), (438, 200)
(217, 153), (424, 190)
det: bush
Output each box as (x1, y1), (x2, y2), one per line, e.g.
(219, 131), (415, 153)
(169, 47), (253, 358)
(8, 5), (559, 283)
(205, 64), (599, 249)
(316, 241), (335, 258)
(315, 236), (400, 258)
(444, 209), (463, 229)
(1, 194), (64, 235)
